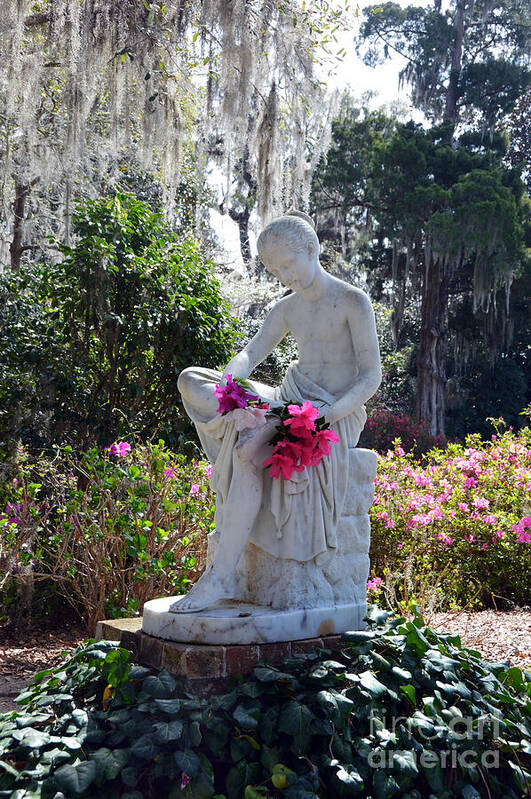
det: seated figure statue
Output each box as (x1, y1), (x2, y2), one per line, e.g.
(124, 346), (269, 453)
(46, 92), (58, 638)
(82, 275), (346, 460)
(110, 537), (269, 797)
(171, 211), (381, 614)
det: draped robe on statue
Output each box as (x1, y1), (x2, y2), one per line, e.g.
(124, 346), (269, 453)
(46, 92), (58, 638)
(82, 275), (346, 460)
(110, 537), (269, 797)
(182, 363), (367, 562)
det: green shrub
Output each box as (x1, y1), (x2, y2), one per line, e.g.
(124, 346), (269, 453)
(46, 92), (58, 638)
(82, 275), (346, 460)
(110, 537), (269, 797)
(369, 420), (531, 612)
(1, 440), (215, 633)
(0, 606), (529, 798)
(0, 193), (237, 454)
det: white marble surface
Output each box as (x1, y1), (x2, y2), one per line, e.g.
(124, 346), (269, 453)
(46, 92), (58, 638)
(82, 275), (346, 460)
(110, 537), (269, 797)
(148, 211), (381, 623)
(143, 596), (367, 645)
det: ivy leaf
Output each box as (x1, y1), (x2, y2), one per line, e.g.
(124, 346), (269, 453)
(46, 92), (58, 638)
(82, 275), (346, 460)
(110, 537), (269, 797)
(392, 750), (418, 775)
(154, 720), (184, 743)
(40, 747), (72, 767)
(254, 666), (293, 683)
(336, 763), (364, 790)
(91, 747), (130, 783)
(400, 685), (417, 706)
(372, 769), (401, 798)
(142, 670), (176, 698)
(359, 671), (388, 697)
(54, 761), (97, 794)
(153, 698), (182, 713)
(233, 704), (260, 730)
(121, 765), (138, 786)
(278, 700), (314, 753)
(131, 732), (158, 760)
(226, 761), (261, 799)
(174, 749), (201, 777)
(0, 759), (20, 778)
(462, 786), (482, 799)
(12, 727), (51, 748)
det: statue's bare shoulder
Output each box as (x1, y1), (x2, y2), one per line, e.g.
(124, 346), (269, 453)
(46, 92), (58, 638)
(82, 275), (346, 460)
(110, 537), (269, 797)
(329, 278), (377, 328)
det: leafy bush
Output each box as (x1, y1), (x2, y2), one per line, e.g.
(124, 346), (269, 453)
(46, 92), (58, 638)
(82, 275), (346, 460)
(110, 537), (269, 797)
(1, 606), (530, 798)
(0, 268), (67, 467)
(1, 440), (215, 633)
(0, 193), (237, 454)
(359, 408), (441, 457)
(369, 420), (531, 612)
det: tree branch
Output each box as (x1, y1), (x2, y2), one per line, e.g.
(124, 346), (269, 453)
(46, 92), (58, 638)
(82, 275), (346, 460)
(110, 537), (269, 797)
(24, 13), (50, 28)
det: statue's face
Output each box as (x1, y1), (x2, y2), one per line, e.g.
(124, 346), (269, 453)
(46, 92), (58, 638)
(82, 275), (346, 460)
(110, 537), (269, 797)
(260, 240), (316, 292)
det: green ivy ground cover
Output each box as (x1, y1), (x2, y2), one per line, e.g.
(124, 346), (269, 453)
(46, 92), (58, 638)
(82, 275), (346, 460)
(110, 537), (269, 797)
(0, 607), (529, 799)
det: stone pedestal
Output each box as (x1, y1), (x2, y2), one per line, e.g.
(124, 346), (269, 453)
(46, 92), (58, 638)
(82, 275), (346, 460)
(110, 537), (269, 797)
(96, 617), (345, 696)
(142, 597), (366, 644)
(141, 447), (376, 646)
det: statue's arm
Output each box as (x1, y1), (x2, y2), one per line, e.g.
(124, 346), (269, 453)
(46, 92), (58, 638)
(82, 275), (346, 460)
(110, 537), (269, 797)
(223, 300), (290, 380)
(325, 291), (382, 426)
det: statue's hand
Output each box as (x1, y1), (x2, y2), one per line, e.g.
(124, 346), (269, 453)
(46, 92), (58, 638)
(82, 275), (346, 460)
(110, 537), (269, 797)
(222, 352), (251, 380)
(321, 403), (337, 426)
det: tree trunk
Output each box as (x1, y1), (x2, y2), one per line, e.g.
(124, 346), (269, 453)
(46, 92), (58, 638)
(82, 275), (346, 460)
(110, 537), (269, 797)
(416, 254), (448, 438)
(444, 0), (466, 123)
(229, 206), (252, 264)
(9, 180), (29, 270)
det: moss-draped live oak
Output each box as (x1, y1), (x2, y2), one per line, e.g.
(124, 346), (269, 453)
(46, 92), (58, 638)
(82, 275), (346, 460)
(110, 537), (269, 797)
(0, 607), (529, 798)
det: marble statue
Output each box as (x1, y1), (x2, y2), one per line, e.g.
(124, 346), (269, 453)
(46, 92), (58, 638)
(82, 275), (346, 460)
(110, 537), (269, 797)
(142, 211), (381, 644)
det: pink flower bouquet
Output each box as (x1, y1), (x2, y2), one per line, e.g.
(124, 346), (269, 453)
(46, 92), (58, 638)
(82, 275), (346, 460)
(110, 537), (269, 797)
(214, 377), (339, 480)
(263, 400), (339, 480)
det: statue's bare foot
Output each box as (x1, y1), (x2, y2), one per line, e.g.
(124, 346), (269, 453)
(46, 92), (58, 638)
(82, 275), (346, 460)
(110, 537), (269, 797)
(169, 564), (235, 613)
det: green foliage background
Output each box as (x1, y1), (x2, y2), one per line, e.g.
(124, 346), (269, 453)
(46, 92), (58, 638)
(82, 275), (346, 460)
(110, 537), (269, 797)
(0, 194), (237, 457)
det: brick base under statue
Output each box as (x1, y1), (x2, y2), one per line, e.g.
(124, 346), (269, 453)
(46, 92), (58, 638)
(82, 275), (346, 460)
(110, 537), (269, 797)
(96, 617), (344, 696)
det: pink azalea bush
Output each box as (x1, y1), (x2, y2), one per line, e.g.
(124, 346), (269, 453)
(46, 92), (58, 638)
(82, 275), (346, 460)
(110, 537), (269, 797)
(1, 441), (215, 632)
(369, 420), (531, 611)
(360, 407), (442, 456)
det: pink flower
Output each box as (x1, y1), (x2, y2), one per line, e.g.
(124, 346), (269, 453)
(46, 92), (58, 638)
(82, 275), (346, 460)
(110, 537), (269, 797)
(263, 440), (307, 480)
(515, 527), (531, 543)
(283, 401), (320, 436)
(483, 514), (497, 525)
(367, 576), (383, 591)
(411, 513), (431, 526)
(181, 772), (192, 789)
(437, 532), (453, 546)
(5, 503), (22, 525)
(108, 441), (131, 458)
(473, 497), (489, 510)
(521, 516), (531, 528)
(466, 534), (475, 542)
(232, 405), (269, 431)
(458, 502), (469, 512)
(190, 483), (200, 495)
(205, 464), (213, 479)
(463, 477), (477, 489)
(494, 530), (505, 539)
(164, 466), (176, 478)
(395, 446), (405, 456)
(313, 428), (340, 457)
(214, 375), (258, 414)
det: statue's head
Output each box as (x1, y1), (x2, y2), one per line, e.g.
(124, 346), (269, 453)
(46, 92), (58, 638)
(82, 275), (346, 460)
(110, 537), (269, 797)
(257, 211), (320, 292)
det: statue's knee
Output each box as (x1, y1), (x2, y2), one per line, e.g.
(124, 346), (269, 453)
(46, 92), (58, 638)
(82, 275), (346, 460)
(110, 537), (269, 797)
(177, 367), (196, 398)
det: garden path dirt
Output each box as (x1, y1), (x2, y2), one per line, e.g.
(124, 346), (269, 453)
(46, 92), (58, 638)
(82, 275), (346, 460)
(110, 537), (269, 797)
(0, 610), (529, 713)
